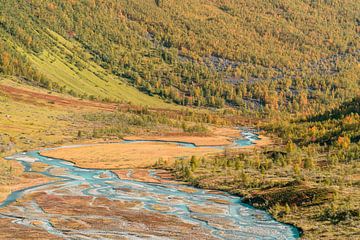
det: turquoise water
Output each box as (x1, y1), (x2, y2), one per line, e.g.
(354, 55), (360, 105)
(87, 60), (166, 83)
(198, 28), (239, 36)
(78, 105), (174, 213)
(1, 131), (300, 239)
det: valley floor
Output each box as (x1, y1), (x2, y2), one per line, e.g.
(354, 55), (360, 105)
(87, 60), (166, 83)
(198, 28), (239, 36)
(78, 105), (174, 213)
(0, 80), (358, 239)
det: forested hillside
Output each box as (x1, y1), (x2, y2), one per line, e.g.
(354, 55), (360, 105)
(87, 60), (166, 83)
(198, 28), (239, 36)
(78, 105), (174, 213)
(0, 2), (359, 238)
(0, 0), (359, 110)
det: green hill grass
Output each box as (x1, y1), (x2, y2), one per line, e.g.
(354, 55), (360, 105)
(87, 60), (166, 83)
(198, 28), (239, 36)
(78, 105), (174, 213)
(29, 30), (172, 107)
(3, 24), (175, 108)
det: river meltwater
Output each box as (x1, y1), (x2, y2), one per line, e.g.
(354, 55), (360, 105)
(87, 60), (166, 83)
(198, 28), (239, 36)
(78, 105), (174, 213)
(1, 132), (300, 239)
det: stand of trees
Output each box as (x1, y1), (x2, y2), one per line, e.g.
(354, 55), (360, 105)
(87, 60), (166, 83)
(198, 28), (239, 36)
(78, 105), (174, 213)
(172, 98), (360, 238)
(0, 0), (359, 112)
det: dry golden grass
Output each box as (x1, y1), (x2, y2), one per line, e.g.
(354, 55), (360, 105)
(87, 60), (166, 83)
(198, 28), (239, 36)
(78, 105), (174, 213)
(0, 158), (53, 202)
(41, 142), (222, 169)
(246, 135), (273, 148)
(124, 126), (241, 146)
(124, 135), (232, 146)
(41, 128), (273, 171)
(188, 205), (226, 214)
(125, 129), (272, 148)
(114, 169), (179, 184)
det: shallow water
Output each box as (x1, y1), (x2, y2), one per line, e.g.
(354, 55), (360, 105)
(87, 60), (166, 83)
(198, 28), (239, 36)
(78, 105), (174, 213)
(1, 131), (300, 239)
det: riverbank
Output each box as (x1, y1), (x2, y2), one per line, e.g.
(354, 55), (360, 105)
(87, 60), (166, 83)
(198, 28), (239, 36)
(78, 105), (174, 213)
(0, 158), (54, 203)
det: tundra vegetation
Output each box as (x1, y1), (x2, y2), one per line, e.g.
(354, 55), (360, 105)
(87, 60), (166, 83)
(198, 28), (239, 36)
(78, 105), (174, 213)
(0, 0), (359, 239)
(172, 98), (360, 238)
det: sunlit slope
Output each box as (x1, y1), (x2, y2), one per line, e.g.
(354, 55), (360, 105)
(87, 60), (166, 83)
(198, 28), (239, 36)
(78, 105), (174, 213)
(4, 29), (172, 108)
(0, 0), (358, 109)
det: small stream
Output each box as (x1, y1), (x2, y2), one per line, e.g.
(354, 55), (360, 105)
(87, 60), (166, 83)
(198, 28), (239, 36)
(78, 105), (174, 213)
(1, 131), (300, 239)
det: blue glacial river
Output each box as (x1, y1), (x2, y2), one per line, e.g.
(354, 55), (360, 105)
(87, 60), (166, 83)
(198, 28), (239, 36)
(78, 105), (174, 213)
(1, 131), (300, 239)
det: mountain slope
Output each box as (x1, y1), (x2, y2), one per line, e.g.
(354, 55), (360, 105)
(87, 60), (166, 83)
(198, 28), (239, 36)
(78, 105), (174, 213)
(0, 0), (359, 110)
(0, 11), (172, 107)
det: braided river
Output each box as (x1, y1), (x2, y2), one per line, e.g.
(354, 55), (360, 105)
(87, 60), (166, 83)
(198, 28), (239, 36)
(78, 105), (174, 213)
(1, 131), (300, 239)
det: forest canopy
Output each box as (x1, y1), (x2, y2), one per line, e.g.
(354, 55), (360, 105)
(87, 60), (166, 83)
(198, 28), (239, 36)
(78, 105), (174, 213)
(0, 0), (359, 111)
